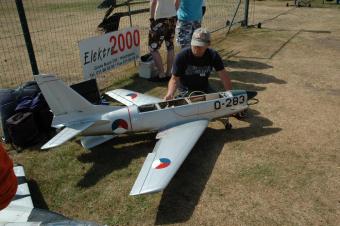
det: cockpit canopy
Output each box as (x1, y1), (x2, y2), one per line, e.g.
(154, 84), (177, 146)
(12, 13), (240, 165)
(138, 93), (224, 113)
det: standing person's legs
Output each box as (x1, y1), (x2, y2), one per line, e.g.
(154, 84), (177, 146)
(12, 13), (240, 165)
(149, 19), (166, 79)
(192, 21), (201, 33)
(164, 17), (176, 77)
(166, 49), (174, 77)
(176, 20), (201, 49)
(151, 51), (166, 78)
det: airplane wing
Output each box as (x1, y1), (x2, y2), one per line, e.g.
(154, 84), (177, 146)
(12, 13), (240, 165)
(130, 120), (209, 195)
(80, 135), (116, 149)
(0, 165), (33, 222)
(0, 164), (101, 225)
(105, 89), (161, 106)
(41, 121), (95, 149)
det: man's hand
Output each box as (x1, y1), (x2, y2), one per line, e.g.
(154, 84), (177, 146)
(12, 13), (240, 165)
(164, 75), (179, 100)
(217, 69), (232, 91)
(164, 93), (174, 100)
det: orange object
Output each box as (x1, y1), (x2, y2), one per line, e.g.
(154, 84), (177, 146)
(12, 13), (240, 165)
(0, 144), (18, 210)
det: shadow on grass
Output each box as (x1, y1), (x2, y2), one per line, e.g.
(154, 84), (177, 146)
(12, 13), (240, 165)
(228, 70), (286, 85)
(155, 110), (281, 224)
(225, 59), (273, 70)
(210, 78), (267, 92)
(76, 132), (156, 188)
(28, 179), (49, 209)
(208, 68), (285, 93)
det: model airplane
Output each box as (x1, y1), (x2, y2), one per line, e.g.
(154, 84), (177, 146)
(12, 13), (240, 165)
(34, 74), (257, 195)
(0, 163), (100, 225)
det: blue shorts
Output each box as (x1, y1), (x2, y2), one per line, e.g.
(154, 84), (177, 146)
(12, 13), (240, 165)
(175, 20), (201, 49)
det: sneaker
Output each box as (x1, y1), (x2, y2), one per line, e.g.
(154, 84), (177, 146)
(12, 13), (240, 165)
(148, 76), (170, 82)
(159, 76), (170, 82)
(148, 77), (161, 82)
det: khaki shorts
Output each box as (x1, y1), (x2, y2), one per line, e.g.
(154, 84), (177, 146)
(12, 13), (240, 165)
(148, 16), (177, 51)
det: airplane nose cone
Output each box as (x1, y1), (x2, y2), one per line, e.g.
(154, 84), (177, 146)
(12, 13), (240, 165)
(246, 91), (257, 100)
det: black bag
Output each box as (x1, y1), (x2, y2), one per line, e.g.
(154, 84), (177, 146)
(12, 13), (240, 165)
(15, 93), (53, 133)
(70, 79), (101, 104)
(0, 81), (41, 142)
(0, 89), (18, 142)
(15, 81), (40, 100)
(6, 112), (39, 148)
(31, 93), (53, 132)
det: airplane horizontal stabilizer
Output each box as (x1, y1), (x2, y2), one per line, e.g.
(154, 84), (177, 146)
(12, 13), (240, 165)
(81, 135), (116, 149)
(105, 89), (161, 106)
(41, 122), (95, 149)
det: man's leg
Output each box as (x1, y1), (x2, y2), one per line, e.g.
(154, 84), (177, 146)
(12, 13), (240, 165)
(166, 49), (174, 77)
(149, 19), (166, 79)
(151, 50), (166, 78)
(164, 17), (176, 77)
(176, 20), (194, 49)
(192, 21), (201, 32)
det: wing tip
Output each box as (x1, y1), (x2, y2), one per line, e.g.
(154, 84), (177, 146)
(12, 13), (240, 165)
(41, 143), (58, 150)
(129, 188), (163, 196)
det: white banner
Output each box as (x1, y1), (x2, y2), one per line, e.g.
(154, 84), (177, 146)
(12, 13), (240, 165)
(79, 27), (140, 80)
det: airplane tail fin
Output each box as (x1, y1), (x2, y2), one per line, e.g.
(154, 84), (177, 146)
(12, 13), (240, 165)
(34, 74), (95, 116)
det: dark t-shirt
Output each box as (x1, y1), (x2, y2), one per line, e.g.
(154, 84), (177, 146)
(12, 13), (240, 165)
(172, 47), (225, 91)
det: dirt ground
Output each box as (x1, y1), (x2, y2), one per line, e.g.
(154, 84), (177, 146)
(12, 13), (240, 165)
(9, 1), (340, 225)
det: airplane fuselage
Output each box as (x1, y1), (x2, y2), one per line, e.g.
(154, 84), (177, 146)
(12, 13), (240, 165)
(82, 91), (249, 136)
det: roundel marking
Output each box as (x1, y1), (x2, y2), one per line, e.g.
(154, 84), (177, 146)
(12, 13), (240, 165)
(126, 93), (137, 99)
(112, 119), (128, 133)
(152, 158), (171, 169)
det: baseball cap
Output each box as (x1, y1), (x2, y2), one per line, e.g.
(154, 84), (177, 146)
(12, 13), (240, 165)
(191, 28), (211, 47)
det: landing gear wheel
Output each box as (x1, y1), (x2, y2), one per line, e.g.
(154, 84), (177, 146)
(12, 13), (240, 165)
(225, 122), (232, 130)
(234, 110), (248, 120)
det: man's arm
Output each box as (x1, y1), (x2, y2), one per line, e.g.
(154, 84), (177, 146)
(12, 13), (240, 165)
(217, 69), (232, 91)
(164, 75), (181, 100)
(150, 0), (157, 20)
(174, 0), (180, 10)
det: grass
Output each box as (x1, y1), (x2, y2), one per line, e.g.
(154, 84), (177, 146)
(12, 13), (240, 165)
(9, 132), (161, 225)
(5, 1), (340, 225)
(32, 0), (99, 13)
(238, 163), (278, 186)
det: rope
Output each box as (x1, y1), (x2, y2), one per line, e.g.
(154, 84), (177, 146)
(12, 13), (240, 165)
(188, 91), (206, 98)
